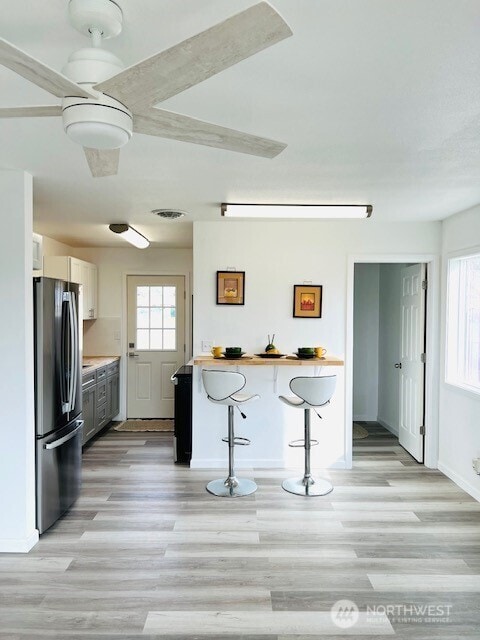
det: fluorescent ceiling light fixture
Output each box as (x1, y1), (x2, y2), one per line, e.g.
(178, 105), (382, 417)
(109, 224), (150, 249)
(221, 204), (373, 219)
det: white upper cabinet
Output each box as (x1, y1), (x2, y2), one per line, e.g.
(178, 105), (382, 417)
(82, 261), (98, 320)
(43, 256), (98, 320)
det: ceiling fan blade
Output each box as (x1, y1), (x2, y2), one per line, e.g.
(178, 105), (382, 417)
(0, 37), (95, 100)
(0, 105), (62, 118)
(133, 109), (287, 158)
(94, 2), (292, 110)
(83, 147), (120, 177)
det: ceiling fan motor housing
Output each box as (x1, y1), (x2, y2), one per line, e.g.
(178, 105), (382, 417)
(62, 47), (132, 149)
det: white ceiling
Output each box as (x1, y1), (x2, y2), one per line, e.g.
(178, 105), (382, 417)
(1, 0), (480, 248)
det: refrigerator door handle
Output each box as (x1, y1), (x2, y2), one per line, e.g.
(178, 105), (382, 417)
(44, 420), (84, 450)
(61, 294), (70, 414)
(69, 291), (79, 414)
(63, 291), (77, 414)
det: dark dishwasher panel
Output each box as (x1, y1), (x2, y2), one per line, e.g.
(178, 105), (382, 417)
(172, 365), (192, 463)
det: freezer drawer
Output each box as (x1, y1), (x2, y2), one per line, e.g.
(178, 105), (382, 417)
(36, 418), (83, 534)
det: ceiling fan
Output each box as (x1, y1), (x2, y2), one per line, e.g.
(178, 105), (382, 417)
(0, 0), (292, 177)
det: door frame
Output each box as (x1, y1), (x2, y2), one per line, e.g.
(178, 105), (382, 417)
(119, 270), (192, 422)
(346, 253), (440, 469)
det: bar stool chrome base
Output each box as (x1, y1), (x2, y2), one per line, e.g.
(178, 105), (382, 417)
(206, 477), (257, 497)
(282, 476), (333, 496)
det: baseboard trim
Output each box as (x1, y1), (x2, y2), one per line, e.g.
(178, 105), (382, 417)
(438, 461), (480, 503)
(190, 458), (348, 470)
(377, 417), (399, 437)
(190, 458), (285, 469)
(0, 529), (39, 553)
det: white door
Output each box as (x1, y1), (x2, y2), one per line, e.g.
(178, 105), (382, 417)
(127, 275), (185, 419)
(398, 264), (426, 462)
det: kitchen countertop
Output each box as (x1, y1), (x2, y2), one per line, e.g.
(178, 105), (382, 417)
(82, 356), (120, 374)
(191, 354), (344, 366)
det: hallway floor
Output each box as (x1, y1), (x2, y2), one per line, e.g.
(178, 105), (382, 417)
(1, 427), (480, 638)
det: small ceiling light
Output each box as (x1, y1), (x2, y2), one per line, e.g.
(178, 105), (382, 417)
(151, 209), (187, 219)
(221, 204), (373, 219)
(109, 223), (150, 248)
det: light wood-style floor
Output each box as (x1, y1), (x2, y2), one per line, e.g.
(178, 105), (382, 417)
(1, 422), (480, 638)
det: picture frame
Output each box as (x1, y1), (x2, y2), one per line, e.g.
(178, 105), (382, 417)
(293, 284), (322, 318)
(216, 271), (245, 305)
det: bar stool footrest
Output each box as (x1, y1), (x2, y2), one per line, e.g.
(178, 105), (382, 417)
(288, 438), (319, 448)
(221, 436), (251, 446)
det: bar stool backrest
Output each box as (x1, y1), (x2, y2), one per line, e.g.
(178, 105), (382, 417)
(290, 375), (336, 407)
(202, 369), (246, 402)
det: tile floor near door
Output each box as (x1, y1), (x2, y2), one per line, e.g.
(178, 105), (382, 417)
(1, 426), (480, 638)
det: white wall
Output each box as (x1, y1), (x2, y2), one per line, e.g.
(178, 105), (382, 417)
(377, 263), (409, 434)
(353, 264), (380, 421)
(0, 171), (37, 552)
(438, 205), (480, 501)
(74, 247), (193, 420)
(41, 236), (74, 259)
(192, 219), (441, 470)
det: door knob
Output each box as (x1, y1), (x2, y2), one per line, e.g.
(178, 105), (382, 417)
(128, 352), (139, 358)
(394, 362), (402, 369)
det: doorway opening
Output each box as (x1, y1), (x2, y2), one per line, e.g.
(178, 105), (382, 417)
(352, 263), (427, 464)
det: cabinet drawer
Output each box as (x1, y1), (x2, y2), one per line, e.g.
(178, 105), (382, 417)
(107, 361), (119, 377)
(82, 371), (96, 388)
(96, 366), (107, 382)
(97, 380), (107, 406)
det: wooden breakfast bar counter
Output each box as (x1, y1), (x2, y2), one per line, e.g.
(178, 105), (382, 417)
(189, 354), (346, 470)
(192, 354), (344, 366)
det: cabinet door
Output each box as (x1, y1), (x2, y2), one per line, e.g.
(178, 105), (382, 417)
(106, 376), (113, 422)
(111, 373), (120, 418)
(32, 233), (43, 270)
(69, 258), (83, 285)
(82, 385), (96, 444)
(96, 403), (107, 433)
(88, 263), (98, 319)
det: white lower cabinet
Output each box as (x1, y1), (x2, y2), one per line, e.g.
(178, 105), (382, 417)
(43, 256), (98, 320)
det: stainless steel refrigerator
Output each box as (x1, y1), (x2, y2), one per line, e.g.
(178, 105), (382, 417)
(34, 277), (83, 534)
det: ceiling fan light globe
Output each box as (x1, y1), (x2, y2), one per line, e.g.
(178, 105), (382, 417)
(66, 121), (129, 149)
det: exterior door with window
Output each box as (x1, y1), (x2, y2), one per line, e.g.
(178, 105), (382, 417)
(398, 264), (426, 462)
(127, 275), (185, 418)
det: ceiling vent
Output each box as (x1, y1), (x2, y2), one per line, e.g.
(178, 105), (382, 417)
(152, 209), (187, 220)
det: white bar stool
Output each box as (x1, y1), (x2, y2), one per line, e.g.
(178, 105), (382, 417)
(279, 375), (336, 496)
(202, 369), (259, 497)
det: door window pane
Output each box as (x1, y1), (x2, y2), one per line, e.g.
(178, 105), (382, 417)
(135, 285), (178, 351)
(137, 287), (149, 306)
(136, 329), (149, 349)
(137, 307), (149, 329)
(150, 307), (163, 328)
(150, 287), (163, 306)
(150, 330), (163, 349)
(163, 329), (176, 350)
(163, 307), (176, 328)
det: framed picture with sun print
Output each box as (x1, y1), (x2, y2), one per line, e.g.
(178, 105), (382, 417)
(216, 271), (245, 305)
(293, 284), (322, 318)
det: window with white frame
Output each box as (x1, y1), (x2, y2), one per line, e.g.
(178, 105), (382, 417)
(446, 251), (480, 393)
